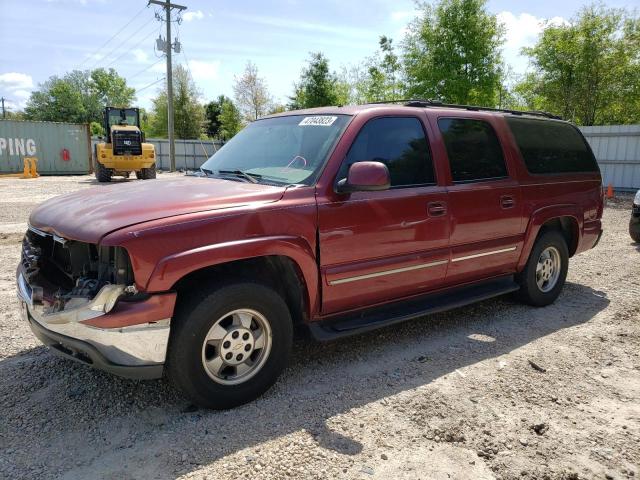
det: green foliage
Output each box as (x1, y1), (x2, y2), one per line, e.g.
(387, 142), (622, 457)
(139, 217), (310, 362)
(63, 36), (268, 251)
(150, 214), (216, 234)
(403, 0), (505, 106)
(290, 52), (339, 109)
(204, 95), (231, 138)
(518, 5), (640, 125)
(354, 36), (403, 103)
(24, 68), (135, 124)
(90, 121), (105, 137)
(218, 99), (243, 140)
(149, 65), (205, 139)
(268, 104), (287, 114)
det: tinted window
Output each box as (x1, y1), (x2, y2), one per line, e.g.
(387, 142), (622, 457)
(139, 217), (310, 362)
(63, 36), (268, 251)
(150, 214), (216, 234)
(339, 117), (435, 187)
(506, 118), (599, 174)
(438, 118), (508, 182)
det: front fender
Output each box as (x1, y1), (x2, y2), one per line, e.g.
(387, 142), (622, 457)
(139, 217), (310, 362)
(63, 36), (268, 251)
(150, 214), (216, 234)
(517, 204), (583, 270)
(145, 235), (319, 313)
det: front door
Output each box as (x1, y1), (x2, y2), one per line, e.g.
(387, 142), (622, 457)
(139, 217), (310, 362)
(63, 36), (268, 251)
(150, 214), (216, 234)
(318, 116), (450, 315)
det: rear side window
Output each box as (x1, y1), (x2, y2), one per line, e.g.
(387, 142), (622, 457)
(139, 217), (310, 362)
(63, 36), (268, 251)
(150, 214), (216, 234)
(340, 117), (435, 187)
(438, 118), (508, 182)
(506, 118), (599, 174)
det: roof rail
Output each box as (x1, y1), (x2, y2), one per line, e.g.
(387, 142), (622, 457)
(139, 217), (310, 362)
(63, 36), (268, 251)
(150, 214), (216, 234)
(366, 98), (562, 120)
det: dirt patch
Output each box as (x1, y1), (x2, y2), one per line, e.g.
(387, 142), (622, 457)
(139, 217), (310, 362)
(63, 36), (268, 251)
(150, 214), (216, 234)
(0, 176), (638, 480)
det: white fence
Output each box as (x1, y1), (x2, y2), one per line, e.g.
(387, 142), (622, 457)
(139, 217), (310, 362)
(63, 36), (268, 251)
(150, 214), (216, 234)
(580, 125), (640, 191)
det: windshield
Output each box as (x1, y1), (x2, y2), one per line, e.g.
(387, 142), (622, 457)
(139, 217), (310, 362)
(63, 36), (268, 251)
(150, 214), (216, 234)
(200, 114), (351, 185)
(108, 109), (138, 128)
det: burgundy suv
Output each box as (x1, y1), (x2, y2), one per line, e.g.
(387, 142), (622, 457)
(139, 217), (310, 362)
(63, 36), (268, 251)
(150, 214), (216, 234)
(17, 102), (603, 409)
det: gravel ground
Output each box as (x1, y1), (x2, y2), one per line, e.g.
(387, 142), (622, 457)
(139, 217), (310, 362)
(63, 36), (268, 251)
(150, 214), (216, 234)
(0, 175), (638, 480)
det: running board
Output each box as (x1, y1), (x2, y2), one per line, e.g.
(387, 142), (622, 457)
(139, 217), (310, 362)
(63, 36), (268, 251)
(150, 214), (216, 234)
(309, 276), (520, 341)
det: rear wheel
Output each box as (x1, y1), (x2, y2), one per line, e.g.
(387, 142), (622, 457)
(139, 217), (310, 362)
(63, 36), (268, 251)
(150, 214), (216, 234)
(516, 230), (569, 307)
(137, 163), (156, 180)
(167, 282), (292, 409)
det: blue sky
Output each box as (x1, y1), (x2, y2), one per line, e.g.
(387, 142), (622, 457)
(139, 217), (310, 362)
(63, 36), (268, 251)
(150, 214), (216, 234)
(0, 0), (637, 112)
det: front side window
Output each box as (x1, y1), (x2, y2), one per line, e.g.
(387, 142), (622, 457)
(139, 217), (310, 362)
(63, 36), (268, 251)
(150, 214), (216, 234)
(339, 117), (435, 187)
(200, 114), (351, 185)
(438, 118), (508, 183)
(506, 117), (599, 174)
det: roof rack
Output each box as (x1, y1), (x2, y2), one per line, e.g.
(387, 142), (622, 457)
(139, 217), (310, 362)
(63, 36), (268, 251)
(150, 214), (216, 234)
(366, 99), (562, 120)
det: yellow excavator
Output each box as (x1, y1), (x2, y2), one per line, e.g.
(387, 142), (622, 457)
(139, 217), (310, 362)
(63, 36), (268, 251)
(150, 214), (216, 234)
(94, 107), (156, 182)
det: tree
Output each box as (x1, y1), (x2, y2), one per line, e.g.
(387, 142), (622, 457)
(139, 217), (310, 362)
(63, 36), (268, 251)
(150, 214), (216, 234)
(355, 36), (403, 102)
(289, 52), (339, 109)
(204, 95), (231, 138)
(24, 68), (135, 124)
(218, 100), (243, 140)
(233, 62), (272, 121)
(90, 121), (105, 137)
(519, 5), (640, 125)
(149, 65), (205, 139)
(403, 0), (505, 106)
(25, 77), (86, 123)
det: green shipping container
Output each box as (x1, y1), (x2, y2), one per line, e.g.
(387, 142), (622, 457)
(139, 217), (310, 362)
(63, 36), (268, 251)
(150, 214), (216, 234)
(0, 119), (91, 174)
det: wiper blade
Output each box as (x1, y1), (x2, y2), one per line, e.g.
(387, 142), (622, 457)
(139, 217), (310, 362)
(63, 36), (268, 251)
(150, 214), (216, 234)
(217, 169), (261, 184)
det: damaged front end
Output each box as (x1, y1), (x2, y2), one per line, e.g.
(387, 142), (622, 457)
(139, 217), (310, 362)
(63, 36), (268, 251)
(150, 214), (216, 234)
(20, 226), (135, 321)
(17, 226), (175, 379)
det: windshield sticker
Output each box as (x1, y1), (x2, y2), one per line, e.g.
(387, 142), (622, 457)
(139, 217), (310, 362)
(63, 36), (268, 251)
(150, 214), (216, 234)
(299, 116), (338, 126)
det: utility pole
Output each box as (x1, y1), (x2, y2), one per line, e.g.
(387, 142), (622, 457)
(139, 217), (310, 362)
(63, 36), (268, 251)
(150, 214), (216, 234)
(1, 97), (5, 119)
(149, 0), (186, 172)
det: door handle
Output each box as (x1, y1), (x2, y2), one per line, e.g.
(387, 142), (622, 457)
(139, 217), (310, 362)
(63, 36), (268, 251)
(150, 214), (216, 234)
(428, 202), (447, 217)
(500, 196), (515, 209)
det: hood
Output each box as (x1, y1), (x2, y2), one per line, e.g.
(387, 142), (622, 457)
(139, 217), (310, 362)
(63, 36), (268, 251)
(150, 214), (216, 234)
(29, 176), (287, 243)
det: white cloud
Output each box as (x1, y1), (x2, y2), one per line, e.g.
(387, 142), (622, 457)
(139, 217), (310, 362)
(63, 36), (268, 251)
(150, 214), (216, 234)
(497, 12), (569, 76)
(12, 89), (31, 99)
(0, 72), (34, 90)
(391, 10), (413, 22)
(183, 10), (204, 22)
(132, 49), (149, 63)
(186, 60), (221, 80)
(229, 13), (373, 40)
(0, 73), (34, 109)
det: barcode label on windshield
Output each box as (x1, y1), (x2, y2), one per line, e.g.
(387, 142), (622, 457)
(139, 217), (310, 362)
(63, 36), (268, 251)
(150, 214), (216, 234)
(299, 116), (337, 126)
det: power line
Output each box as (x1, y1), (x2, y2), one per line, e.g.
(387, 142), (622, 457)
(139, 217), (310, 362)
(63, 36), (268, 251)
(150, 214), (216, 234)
(88, 16), (156, 70)
(77, 4), (149, 70)
(101, 23), (160, 70)
(129, 58), (164, 80)
(135, 77), (165, 94)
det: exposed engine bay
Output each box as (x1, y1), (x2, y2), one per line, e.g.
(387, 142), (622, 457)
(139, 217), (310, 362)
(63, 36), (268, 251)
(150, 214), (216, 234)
(20, 226), (134, 314)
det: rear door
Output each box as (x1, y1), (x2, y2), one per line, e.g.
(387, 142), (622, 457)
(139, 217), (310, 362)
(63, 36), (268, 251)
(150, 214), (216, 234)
(318, 115), (450, 314)
(430, 116), (524, 284)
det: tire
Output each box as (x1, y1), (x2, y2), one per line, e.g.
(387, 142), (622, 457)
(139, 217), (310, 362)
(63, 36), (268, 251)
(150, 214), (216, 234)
(94, 148), (112, 183)
(137, 163), (156, 180)
(630, 217), (640, 243)
(515, 229), (569, 307)
(167, 282), (293, 409)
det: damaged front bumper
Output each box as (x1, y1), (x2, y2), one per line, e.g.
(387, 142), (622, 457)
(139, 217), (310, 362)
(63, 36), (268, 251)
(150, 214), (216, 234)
(16, 270), (175, 379)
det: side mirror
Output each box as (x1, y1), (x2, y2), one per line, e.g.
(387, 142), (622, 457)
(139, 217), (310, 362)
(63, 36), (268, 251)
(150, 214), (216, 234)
(336, 161), (390, 193)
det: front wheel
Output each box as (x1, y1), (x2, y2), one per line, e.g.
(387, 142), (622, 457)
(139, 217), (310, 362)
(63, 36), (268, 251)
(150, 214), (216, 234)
(630, 217), (640, 243)
(136, 164), (156, 180)
(167, 282), (292, 409)
(516, 230), (569, 307)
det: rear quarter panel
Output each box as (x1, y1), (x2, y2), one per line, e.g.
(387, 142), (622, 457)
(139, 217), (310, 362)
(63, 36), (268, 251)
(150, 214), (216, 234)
(496, 117), (603, 267)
